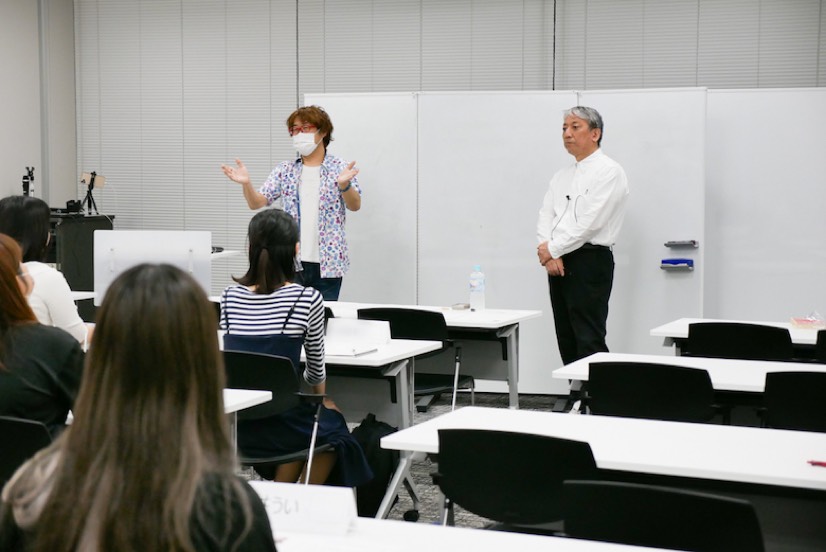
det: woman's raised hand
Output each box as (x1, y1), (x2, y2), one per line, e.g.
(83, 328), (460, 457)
(221, 158), (251, 186)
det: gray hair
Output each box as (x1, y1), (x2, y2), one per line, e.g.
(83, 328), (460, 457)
(564, 106), (604, 146)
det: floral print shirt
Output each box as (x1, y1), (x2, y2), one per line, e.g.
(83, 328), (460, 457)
(258, 153), (361, 278)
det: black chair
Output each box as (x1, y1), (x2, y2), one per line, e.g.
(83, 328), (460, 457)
(222, 350), (332, 480)
(816, 329), (826, 363)
(562, 480), (765, 552)
(431, 429), (598, 531)
(762, 371), (826, 432)
(685, 322), (794, 361)
(586, 361), (728, 424)
(357, 308), (474, 412)
(0, 416), (53, 484)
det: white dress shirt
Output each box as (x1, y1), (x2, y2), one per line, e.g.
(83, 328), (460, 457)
(537, 148), (629, 259)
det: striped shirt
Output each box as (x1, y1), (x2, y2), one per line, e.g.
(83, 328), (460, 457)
(220, 283), (325, 385)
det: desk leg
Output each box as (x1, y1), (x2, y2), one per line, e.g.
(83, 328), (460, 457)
(375, 359), (421, 519)
(231, 412), (237, 455)
(497, 324), (520, 409)
(381, 358), (413, 430)
(376, 452), (414, 519)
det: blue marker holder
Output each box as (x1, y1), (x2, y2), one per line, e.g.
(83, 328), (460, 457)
(660, 258), (694, 271)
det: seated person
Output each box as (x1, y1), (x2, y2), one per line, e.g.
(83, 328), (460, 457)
(0, 234), (83, 436)
(220, 209), (372, 486)
(0, 196), (93, 346)
(1, 263), (277, 551)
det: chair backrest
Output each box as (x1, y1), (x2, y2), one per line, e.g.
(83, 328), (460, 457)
(685, 322), (794, 361)
(222, 350), (301, 421)
(357, 307), (449, 342)
(0, 416), (52, 484)
(562, 480), (765, 552)
(764, 371), (826, 432)
(588, 361), (716, 423)
(435, 429), (598, 525)
(816, 329), (826, 363)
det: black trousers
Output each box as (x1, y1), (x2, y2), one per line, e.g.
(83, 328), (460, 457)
(548, 244), (615, 366)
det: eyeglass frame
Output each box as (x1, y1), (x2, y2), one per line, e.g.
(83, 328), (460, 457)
(288, 123), (318, 136)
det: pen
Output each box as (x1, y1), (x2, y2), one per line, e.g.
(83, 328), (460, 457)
(807, 460), (826, 467)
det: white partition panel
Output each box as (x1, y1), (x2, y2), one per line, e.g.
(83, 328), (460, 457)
(705, 88), (826, 320)
(578, 88), (706, 354)
(304, 93), (418, 305)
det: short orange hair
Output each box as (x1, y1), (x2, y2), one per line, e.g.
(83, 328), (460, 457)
(287, 105), (334, 148)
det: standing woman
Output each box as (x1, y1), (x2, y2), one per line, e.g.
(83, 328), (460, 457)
(0, 195), (93, 346)
(0, 264), (277, 551)
(0, 234), (83, 435)
(220, 209), (372, 487)
(222, 105), (361, 301)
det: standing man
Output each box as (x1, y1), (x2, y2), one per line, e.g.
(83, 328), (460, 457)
(537, 106), (629, 372)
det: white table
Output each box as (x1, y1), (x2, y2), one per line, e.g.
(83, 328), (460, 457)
(275, 516), (672, 552)
(70, 290), (95, 301)
(327, 301), (542, 408)
(224, 388), (272, 452)
(381, 406), (826, 551)
(220, 333), (439, 517)
(219, 332), (440, 431)
(552, 352), (826, 393)
(650, 317), (821, 355)
(224, 388), (272, 413)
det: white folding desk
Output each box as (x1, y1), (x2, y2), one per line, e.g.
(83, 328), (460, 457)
(381, 406), (826, 551)
(275, 516), (672, 552)
(552, 352), (826, 393)
(219, 332), (440, 431)
(326, 301), (542, 408)
(220, 333), (439, 515)
(224, 388), (272, 452)
(224, 388), (272, 413)
(650, 317), (821, 356)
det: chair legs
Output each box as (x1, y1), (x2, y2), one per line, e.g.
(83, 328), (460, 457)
(450, 346), (463, 411)
(304, 402), (324, 485)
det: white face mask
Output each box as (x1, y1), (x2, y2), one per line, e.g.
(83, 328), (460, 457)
(292, 132), (319, 157)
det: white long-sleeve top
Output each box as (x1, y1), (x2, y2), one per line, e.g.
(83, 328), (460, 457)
(25, 261), (88, 345)
(537, 148), (629, 259)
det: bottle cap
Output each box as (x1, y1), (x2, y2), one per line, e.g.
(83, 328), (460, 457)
(473, 264), (481, 271)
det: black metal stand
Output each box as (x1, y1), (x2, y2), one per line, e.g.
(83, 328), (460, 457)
(83, 172), (99, 214)
(22, 167), (34, 196)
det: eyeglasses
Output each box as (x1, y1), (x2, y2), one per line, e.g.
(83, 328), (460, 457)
(288, 123), (317, 136)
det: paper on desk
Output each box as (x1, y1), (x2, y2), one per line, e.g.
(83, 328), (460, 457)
(324, 318), (390, 356)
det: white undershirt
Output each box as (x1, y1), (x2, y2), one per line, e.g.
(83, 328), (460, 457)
(299, 165), (321, 263)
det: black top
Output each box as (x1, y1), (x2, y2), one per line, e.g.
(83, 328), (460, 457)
(0, 324), (84, 434)
(192, 475), (278, 551)
(0, 474), (277, 551)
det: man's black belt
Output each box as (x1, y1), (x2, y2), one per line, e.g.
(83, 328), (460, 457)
(580, 243), (610, 251)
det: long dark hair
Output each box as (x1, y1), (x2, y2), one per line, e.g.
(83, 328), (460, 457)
(0, 234), (37, 369)
(0, 195), (51, 262)
(6, 264), (253, 550)
(235, 209), (299, 294)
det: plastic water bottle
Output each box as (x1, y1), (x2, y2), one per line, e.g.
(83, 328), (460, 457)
(469, 265), (486, 311)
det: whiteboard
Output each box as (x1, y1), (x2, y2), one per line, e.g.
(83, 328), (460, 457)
(578, 88), (706, 354)
(417, 91), (577, 394)
(705, 88), (826, 320)
(304, 92), (418, 304)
